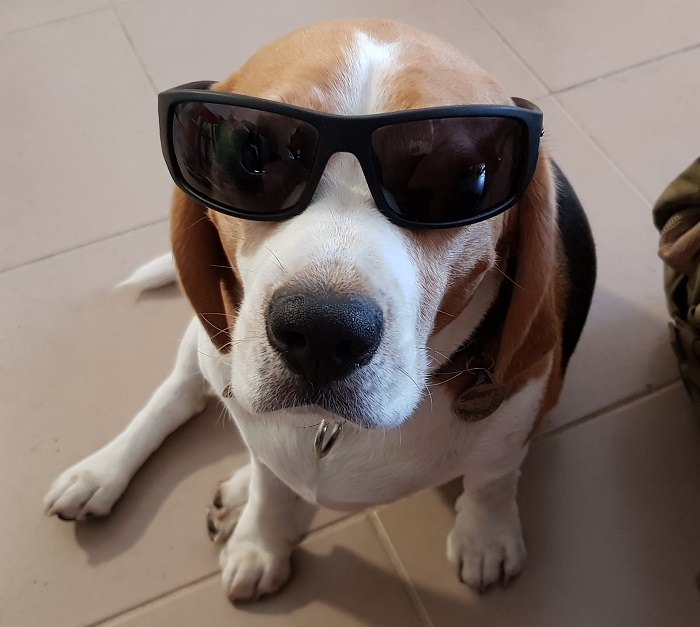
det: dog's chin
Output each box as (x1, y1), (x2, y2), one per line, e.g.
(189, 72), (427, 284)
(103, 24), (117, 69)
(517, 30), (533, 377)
(249, 378), (413, 430)
(255, 391), (373, 429)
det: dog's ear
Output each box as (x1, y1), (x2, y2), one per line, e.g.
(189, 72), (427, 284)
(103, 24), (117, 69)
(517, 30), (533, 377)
(494, 152), (560, 390)
(171, 188), (242, 352)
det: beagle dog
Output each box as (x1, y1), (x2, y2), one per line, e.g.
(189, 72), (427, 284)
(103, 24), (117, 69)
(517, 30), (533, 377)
(45, 20), (596, 601)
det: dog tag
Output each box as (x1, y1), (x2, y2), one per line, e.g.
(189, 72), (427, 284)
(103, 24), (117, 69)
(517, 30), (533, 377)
(314, 420), (343, 459)
(453, 382), (505, 422)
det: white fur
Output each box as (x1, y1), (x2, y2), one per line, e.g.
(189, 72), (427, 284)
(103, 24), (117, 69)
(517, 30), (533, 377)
(217, 35), (429, 430)
(46, 318), (548, 595)
(427, 269), (502, 369)
(115, 252), (176, 291)
(230, 185), (426, 429)
(340, 33), (400, 115)
(45, 28), (548, 600)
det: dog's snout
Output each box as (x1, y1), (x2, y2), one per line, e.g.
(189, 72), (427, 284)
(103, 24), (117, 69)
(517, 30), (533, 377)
(266, 290), (384, 384)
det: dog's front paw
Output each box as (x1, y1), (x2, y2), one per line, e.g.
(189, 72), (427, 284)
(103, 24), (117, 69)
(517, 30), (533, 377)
(446, 502), (526, 592)
(207, 464), (251, 544)
(44, 451), (128, 520)
(219, 538), (291, 602)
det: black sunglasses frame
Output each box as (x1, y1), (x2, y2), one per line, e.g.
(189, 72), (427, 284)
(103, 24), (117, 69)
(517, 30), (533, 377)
(158, 81), (544, 229)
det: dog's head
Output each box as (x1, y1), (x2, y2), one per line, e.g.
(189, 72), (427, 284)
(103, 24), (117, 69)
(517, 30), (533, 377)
(170, 20), (558, 429)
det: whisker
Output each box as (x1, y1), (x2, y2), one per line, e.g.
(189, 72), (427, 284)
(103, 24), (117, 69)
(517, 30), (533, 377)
(185, 215), (210, 231)
(436, 308), (456, 319)
(198, 311), (235, 317)
(427, 359), (490, 387)
(425, 346), (452, 362)
(215, 403), (230, 430)
(210, 264), (278, 280)
(209, 263), (235, 270)
(420, 381), (434, 412)
(426, 354), (440, 367)
(196, 349), (219, 359)
(264, 246), (286, 274)
(198, 315), (230, 337)
(494, 261), (523, 290)
(433, 368), (483, 376)
(227, 335), (265, 347)
(428, 371), (467, 387)
(184, 337), (224, 361)
(397, 366), (433, 412)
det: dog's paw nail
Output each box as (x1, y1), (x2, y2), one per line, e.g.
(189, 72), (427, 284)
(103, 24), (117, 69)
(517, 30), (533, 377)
(213, 490), (224, 509)
(207, 516), (218, 538)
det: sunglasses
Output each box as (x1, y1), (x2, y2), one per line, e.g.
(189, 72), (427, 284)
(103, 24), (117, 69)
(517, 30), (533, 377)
(159, 81), (543, 229)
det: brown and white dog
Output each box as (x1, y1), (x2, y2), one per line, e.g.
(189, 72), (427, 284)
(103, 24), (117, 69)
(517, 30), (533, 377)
(45, 20), (595, 601)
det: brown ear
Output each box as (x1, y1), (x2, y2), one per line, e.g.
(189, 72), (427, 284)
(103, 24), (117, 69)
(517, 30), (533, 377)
(493, 152), (561, 392)
(171, 188), (241, 352)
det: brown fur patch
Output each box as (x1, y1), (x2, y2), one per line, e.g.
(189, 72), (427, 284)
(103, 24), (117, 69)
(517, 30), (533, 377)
(170, 189), (242, 351)
(212, 20), (510, 112)
(432, 255), (493, 334)
(439, 149), (569, 434)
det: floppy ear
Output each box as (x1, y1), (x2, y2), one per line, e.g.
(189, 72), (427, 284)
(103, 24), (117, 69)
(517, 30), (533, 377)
(493, 151), (561, 392)
(171, 188), (242, 352)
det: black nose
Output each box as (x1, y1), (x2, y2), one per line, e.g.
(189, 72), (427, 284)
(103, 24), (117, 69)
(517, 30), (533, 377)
(266, 290), (384, 385)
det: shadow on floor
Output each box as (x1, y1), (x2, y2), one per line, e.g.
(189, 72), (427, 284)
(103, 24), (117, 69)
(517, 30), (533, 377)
(71, 399), (245, 565)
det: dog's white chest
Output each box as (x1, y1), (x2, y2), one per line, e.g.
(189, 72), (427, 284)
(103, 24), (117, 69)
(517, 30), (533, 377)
(199, 327), (546, 511)
(229, 402), (454, 508)
(225, 389), (540, 510)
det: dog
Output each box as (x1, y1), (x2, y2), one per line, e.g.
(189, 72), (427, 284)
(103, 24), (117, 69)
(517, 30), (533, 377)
(44, 19), (596, 601)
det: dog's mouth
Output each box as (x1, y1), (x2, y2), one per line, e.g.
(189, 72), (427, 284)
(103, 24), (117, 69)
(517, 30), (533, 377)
(253, 377), (377, 428)
(252, 366), (410, 429)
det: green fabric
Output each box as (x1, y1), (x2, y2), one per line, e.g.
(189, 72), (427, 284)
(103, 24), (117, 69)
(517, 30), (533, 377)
(653, 158), (700, 325)
(653, 157), (700, 398)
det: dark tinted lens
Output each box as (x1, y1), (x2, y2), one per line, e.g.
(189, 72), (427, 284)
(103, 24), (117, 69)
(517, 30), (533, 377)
(172, 102), (319, 215)
(370, 117), (526, 224)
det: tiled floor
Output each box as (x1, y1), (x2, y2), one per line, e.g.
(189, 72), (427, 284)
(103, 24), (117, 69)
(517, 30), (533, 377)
(2, 1), (700, 625)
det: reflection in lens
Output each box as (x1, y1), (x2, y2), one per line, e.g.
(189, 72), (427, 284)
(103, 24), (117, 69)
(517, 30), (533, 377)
(371, 117), (525, 224)
(172, 102), (319, 214)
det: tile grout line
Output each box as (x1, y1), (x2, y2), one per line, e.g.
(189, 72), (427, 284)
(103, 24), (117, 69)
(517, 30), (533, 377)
(302, 511), (362, 538)
(551, 40), (700, 96)
(0, 217), (168, 277)
(108, 0), (159, 94)
(0, 5), (109, 38)
(467, 0), (700, 98)
(545, 95), (655, 206)
(88, 512), (369, 626)
(368, 510), (436, 627)
(87, 571), (221, 626)
(537, 377), (682, 442)
(466, 0), (550, 97)
(467, 4), (699, 205)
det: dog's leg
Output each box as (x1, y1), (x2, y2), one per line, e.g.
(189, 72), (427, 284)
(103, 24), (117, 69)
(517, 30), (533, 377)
(44, 319), (208, 520)
(447, 364), (553, 591)
(447, 463), (527, 592)
(219, 457), (316, 601)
